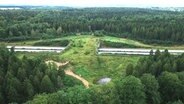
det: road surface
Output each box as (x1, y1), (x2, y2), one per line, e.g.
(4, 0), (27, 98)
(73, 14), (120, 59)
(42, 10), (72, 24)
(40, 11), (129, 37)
(7, 46), (66, 53)
(98, 48), (184, 55)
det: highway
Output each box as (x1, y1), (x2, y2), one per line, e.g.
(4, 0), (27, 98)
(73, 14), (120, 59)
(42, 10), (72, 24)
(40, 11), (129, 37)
(6, 46), (184, 55)
(7, 46), (66, 53)
(98, 48), (184, 55)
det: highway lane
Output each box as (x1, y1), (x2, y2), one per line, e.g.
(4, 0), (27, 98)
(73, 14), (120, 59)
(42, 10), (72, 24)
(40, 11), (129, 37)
(7, 46), (66, 53)
(98, 48), (184, 55)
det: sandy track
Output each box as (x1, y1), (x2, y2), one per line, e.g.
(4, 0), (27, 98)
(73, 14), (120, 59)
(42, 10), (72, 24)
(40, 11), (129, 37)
(45, 60), (89, 88)
(45, 60), (69, 68)
(65, 69), (89, 88)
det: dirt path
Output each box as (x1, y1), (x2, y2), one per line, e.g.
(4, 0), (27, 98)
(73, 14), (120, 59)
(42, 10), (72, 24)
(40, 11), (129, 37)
(45, 60), (69, 68)
(45, 60), (89, 88)
(65, 69), (89, 88)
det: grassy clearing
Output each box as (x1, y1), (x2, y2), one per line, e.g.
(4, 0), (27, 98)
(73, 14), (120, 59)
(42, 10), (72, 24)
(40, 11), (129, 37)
(100, 36), (152, 48)
(100, 40), (145, 48)
(58, 35), (141, 85)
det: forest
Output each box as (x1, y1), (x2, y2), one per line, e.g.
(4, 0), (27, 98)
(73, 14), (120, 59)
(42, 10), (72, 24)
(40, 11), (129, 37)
(0, 8), (184, 43)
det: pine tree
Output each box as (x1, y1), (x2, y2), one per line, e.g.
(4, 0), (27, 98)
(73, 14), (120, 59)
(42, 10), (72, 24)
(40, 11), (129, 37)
(40, 75), (54, 93)
(23, 79), (34, 100)
(117, 76), (146, 104)
(141, 74), (161, 104)
(126, 64), (134, 76)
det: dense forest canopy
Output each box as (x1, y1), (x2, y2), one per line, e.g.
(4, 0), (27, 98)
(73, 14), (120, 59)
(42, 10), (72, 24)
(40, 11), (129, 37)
(125, 50), (184, 104)
(0, 8), (184, 43)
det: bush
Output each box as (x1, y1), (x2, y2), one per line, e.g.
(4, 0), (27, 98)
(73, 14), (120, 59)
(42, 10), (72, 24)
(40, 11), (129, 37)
(63, 75), (83, 87)
(84, 51), (90, 55)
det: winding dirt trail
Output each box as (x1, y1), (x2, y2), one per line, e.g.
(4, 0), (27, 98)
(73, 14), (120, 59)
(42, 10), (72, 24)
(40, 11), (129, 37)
(65, 69), (89, 88)
(45, 60), (89, 88)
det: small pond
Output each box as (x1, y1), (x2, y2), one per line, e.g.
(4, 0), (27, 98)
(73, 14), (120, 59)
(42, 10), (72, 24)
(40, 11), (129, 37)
(97, 77), (111, 85)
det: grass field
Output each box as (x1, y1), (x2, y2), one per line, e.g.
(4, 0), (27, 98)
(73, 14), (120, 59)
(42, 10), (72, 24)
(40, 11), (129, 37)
(58, 35), (141, 84)
(2, 35), (184, 85)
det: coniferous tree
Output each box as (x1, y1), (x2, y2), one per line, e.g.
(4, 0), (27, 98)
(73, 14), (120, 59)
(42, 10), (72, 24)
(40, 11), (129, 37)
(40, 75), (54, 93)
(117, 76), (146, 104)
(126, 64), (134, 76)
(141, 74), (161, 104)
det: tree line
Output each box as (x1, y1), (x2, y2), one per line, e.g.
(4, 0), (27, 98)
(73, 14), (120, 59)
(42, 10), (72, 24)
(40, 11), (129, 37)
(0, 8), (184, 43)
